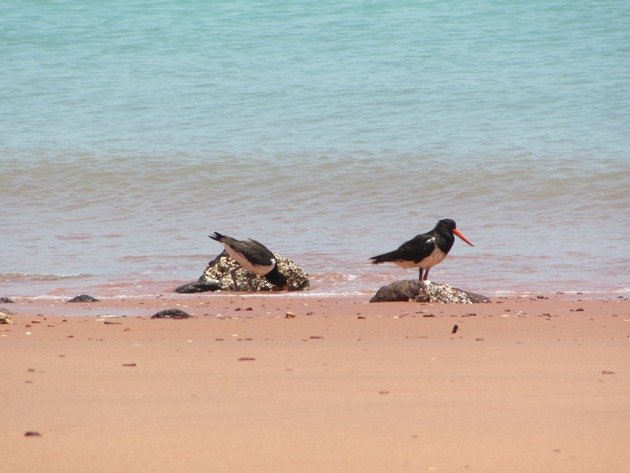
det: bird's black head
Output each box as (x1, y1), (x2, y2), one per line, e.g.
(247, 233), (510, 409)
(265, 265), (289, 291)
(436, 219), (474, 246)
(437, 219), (457, 232)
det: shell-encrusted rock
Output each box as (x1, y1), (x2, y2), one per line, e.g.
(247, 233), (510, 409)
(0, 311), (14, 324)
(370, 280), (490, 304)
(177, 251), (309, 293)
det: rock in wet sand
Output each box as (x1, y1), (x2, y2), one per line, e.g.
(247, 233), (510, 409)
(151, 309), (193, 319)
(67, 294), (100, 303)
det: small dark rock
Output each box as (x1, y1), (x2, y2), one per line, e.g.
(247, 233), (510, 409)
(452, 324), (459, 334)
(67, 294), (99, 303)
(24, 431), (42, 437)
(174, 281), (221, 293)
(238, 357), (256, 361)
(0, 297), (15, 303)
(151, 309), (193, 319)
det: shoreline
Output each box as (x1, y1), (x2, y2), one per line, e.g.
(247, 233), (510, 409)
(2, 287), (627, 318)
(3, 294), (629, 472)
(3, 269), (629, 302)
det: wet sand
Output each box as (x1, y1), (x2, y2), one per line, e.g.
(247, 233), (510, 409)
(2, 294), (629, 472)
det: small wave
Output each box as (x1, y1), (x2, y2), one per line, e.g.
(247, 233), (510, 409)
(0, 272), (91, 282)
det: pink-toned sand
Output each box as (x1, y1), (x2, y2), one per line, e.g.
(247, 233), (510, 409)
(2, 294), (629, 472)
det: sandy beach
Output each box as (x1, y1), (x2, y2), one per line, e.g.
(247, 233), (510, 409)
(1, 293), (628, 472)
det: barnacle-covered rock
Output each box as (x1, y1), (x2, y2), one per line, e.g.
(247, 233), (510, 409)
(175, 251), (309, 293)
(370, 280), (489, 304)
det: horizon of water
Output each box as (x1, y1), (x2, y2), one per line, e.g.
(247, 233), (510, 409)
(1, 1), (629, 298)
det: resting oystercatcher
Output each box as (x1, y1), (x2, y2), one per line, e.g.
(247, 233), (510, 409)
(209, 232), (288, 289)
(370, 219), (474, 282)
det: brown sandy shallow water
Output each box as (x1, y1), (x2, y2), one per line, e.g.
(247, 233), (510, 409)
(2, 294), (629, 473)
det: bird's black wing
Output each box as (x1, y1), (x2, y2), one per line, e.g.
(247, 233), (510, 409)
(370, 233), (436, 264)
(210, 233), (275, 266)
(244, 238), (277, 266)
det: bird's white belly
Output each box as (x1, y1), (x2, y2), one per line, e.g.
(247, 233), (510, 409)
(394, 248), (447, 269)
(223, 245), (275, 276)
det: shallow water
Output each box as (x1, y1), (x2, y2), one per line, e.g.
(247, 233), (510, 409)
(1, 1), (628, 297)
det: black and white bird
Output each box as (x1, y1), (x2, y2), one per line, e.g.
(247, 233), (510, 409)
(209, 232), (288, 289)
(370, 219), (474, 282)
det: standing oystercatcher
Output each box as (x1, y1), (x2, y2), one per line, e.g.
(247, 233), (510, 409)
(370, 219), (474, 281)
(209, 232), (288, 289)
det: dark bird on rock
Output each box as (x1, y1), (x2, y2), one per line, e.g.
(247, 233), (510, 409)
(370, 219), (474, 282)
(209, 232), (288, 289)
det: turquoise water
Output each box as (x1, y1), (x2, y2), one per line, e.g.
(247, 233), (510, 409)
(1, 1), (629, 296)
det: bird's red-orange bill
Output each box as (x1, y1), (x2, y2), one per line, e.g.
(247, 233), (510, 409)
(453, 228), (474, 246)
